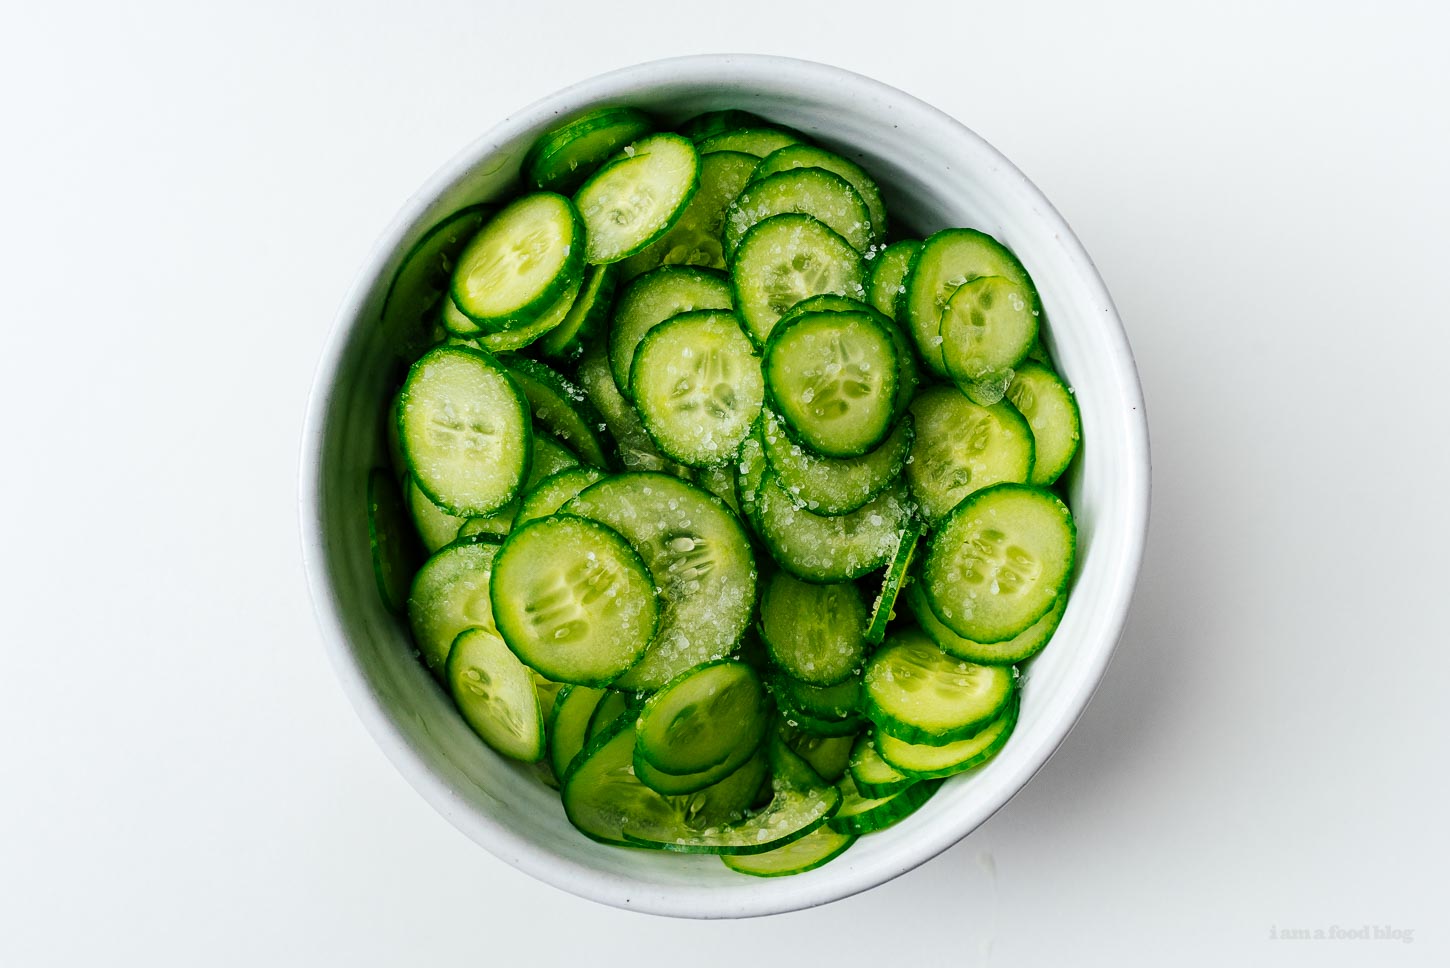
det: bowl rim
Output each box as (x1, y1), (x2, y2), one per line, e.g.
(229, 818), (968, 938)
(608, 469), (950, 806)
(300, 53), (1151, 919)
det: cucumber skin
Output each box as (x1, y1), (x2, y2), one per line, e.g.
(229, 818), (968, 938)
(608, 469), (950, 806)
(877, 694), (1020, 780)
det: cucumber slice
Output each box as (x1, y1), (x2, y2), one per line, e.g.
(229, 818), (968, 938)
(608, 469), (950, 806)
(679, 110), (768, 143)
(731, 214), (865, 348)
(399, 345), (532, 517)
(368, 469), (422, 613)
(516, 467), (607, 527)
(722, 825), (855, 877)
(725, 168), (874, 256)
(446, 627), (545, 762)
(763, 308), (900, 458)
(1006, 362), (1082, 486)
(539, 263), (619, 359)
(577, 343), (692, 477)
(848, 734), (913, 798)
(631, 310), (764, 468)
(407, 538), (502, 672)
(735, 426), (769, 524)
(905, 384), (1034, 524)
(585, 689), (637, 742)
(565, 473), (757, 690)
(867, 240), (920, 321)
(695, 462), (741, 514)
(620, 151), (759, 279)
(634, 730), (770, 798)
(909, 582), (1066, 665)
(532, 672), (565, 723)
(876, 693), (1019, 779)
(608, 266), (734, 397)
(380, 205), (489, 355)
(754, 473), (913, 583)
(922, 483), (1076, 642)
(440, 292), (485, 338)
(673, 745), (771, 827)
(903, 227), (1040, 377)
(636, 661), (769, 776)
(471, 274), (582, 352)
(761, 409), (912, 515)
(774, 295), (917, 424)
(497, 355), (611, 468)
(698, 127), (803, 158)
(576, 133), (700, 264)
(406, 474), (467, 551)
(456, 434), (580, 540)
(759, 572), (868, 686)
(781, 727), (856, 784)
(939, 275), (1037, 396)
(786, 708), (868, 738)
(752, 145), (887, 242)
(828, 773), (940, 835)
(523, 106), (654, 194)
(865, 519), (922, 644)
(772, 671), (863, 723)
(450, 192), (583, 329)
(863, 629), (1015, 743)
(490, 514), (659, 685)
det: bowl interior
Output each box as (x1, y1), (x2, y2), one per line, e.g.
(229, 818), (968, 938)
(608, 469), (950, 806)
(303, 56), (1148, 918)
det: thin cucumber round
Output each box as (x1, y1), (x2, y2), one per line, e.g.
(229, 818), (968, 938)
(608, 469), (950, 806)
(752, 145), (887, 242)
(539, 263), (619, 359)
(754, 473), (913, 583)
(922, 483), (1076, 642)
(1006, 362), (1082, 486)
(781, 728), (856, 785)
(608, 266), (734, 397)
(771, 671), (863, 722)
(865, 519), (922, 645)
(380, 205), (489, 354)
(876, 693), (1019, 779)
(446, 627), (545, 762)
(722, 825), (855, 877)
(828, 773), (940, 836)
(867, 240), (920, 321)
(763, 308), (900, 458)
(549, 684), (605, 780)
(398, 345), (532, 517)
(471, 273), (581, 352)
(630, 310), (764, 468)
(456, 434), (580, 540)
(759, 572), (868, 686)
(905, 384), (1034, 524)
(498, 355), (611, 468)
(903, 227), (1040, 377)
(909, 582), (1066, 665)
(775, 294), (917, 424)
(406, 474), (467, 551)
(407, 538), (502, 673)
(679, 110), (767, 143)
(863, 628), (1015, 743)
(368, 469), (423, 613)
(450, 192), (583, 329)
(620, 150), (759, 279)
(725, 168), (874, 256)
(848, 734), (914, 799)
(563, 721), (688, 847)
(697, 127), (803, 158)
(490, 514), (659, 685)
(575, 133), (700, 264)
(515, 466), (606, 527)
(730, 214), (865, 348)
(565, 473), (757, 690)
(523, 106), (654, 194)
(786, 708), (867, 739)
(585, 689), (637, 743)
(939, 275), (1038, 393)
(532, 672), (565, 724)
(761, 409), (912, 516)
(735, 425), (769, 523)
(636, 661), (769, 776)
(695, 462), (741, 514)
(577, 343), (691, 477)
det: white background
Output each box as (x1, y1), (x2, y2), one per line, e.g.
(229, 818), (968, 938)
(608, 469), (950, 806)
(2, 1), (1446, 964)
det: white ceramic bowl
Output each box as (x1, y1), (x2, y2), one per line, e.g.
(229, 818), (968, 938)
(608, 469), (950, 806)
(301, 54), (1150, 919)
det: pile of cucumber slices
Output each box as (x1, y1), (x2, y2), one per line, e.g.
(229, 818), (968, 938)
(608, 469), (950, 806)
(364, 106), (1082, 877)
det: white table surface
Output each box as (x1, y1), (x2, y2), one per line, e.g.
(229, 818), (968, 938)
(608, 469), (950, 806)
(3, 2), (1446, 964)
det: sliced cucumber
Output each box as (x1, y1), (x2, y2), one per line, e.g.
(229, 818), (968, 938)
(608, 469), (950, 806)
(775, 294), (917, 424)
(577, 343), (692, 477)
(909, 582), (1066, 665)
(786, 708), (868, 739)
(722, 825), (855, 877)
(764, 308), (900, 458)
(863, 628), (1015, 743)
(865, 519), (922, 644)
(636, 661), (769, 776)
(398, 345), (533, 517)
(446, 627), (545, 762)
(380, 205), (489, 355)
(1006, 362), (1081, 486)
(516, 466), (607, 527)
(735, 425), (769, 523)
(752, 145), (887, 242)
(876, 693), (1019, 779)
(532, 672), (565, 723)
(903, 227), (1039, 377)
(730, 214), (865, 348)
(754, 474), (913, 583)
(368, 469), (422, 613)
(939, 275), (1037, 396)
(585, 689), (637, 742)
(771, 671), (863, 723)
(905, 384), (1034, 524)
(608, 266), (734, 397)
(922, 483), (1076, 642)
(562, 721), (689, 847)
(781, 727), (856, 784)
(490, 514), (659, 685)
(630, 310), (764, 468)
(725, 168), (874, 256)
(828, 773), (939, 836)
(450, 193), (583, 329)
(524, 106), (654, 193)
(565, 473), (756, 690)
(406, 474), (467, 551)
(407, 538), (502, 673)
(470, 274), (581, 352)
(575, 133), (700, 264)
(695, 462), (741, 514)
(867, 240), (920, 321)
(759, 572), (868, 686)
(539, 263), (618, 359)
(620, 150), (758, 279)
(679, 110), (767, 143)
(761, 409), (912, 515)
(498, 355), (611, 468)
(848, 734), (913, 799)
(698, 127), (803, 158)
(456, 434), (580, 540)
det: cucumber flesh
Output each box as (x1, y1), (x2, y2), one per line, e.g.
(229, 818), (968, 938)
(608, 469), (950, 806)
(516, 467), (606, 527)
(725, 168), (874, 255)
(524, 107), (654, 194)
(905, 385), (1034, 524)
(407, 538), (502, 673)
(446, 627), (545, 762)
(909, 582), (1066, 665)
(381, 205), (489, 355)
(759, 572), (868, 686)
(576, 133), (700, 264)
(754, 474), (913, 583)
(731, 214), (866, 348)
(848, 733), (914, 799)
(451, 193), (583, 329)
(867, 240), (919, 321)
(939, 275), (1038, 396)
(636, 661), (769, 776)
(698, 127), (803, 158)
(609, 266), (734, 397)
(721, 825), (855, 877)
(368, 469), (423, 613)
(761, 409), (912, 516)
(828, 773), (940, 835)
(752, 144), (887, 242)
(549, 685), (606, 780)
(621, 150), (758, 279)
(1006, 362), (1082, 486)
(863, 628), (1016, 743)
(876, 693), (1019, 778)
(865, 519), (921, 644)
